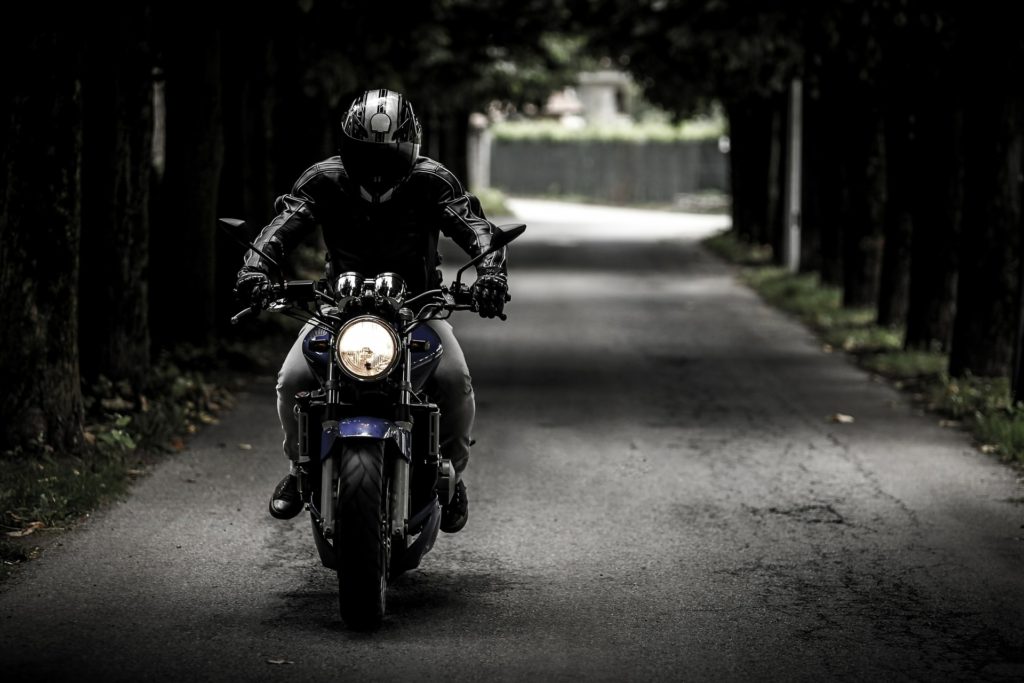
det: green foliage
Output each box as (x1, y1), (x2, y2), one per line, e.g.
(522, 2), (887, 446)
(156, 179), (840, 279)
(294, 1), (580, 113)
(742, 268), (841, 319)
(0, 441), (134, 576)
(704, 228), (1024, 465)
(738, 266), (900, 354)
(0, 539), (36, 581)
(822, 326), (903, 355)
(472, 187), (514, 217)
(82, 354), (232, 455)
(927, 375), (1024, 460)
(0, 451), (132, 530)
(975, 409), (1024, 461)
(491, 117), (724, 143)
(1, 352), (235, 574)
(581, 0), (806, 115)
(859, 351), (947, 380)
(702, 229), (773, 265)
(928, 375), (1011, 421)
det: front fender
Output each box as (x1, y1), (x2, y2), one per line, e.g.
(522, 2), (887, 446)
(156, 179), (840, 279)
(320, 417), (411, 462)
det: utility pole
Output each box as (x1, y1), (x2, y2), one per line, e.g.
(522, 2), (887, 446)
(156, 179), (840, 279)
(782, 79), (803, 273)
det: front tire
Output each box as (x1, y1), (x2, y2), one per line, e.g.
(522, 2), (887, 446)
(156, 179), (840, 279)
(334, 440), (390, 630)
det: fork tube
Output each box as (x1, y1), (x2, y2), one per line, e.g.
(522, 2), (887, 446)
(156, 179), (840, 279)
(322, 361), (340, 537)
(390, 336), (413, 537)
(400, 338), (412, 417)
(327, 359), (341, 406)
(390, 458), (409, 538)
(321, 456), (334, 538)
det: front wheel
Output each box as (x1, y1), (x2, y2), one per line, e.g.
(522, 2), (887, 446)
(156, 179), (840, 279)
(334, 440), (390, 630)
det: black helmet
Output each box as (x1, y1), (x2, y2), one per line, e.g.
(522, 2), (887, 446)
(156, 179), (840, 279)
(338, 89), (422, 203)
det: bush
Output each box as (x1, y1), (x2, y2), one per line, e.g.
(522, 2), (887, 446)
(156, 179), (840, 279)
(491, 117), (725, 144)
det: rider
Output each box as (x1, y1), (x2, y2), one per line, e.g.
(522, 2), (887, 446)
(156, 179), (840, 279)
(234, 89), (509, 533)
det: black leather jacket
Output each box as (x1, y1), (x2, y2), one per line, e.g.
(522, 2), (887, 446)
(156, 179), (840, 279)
(240, 155), (507, 295)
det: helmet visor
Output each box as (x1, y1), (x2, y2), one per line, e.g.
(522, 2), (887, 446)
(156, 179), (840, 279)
(341, 137), (418, 196)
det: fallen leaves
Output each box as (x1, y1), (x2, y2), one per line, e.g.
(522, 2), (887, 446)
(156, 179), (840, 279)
(6, 521), (45, 538)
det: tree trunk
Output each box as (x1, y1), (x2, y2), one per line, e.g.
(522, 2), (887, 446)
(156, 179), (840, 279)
(443, 107), (472, 188)
(876, 98), (913, 327)
(725, 101), (748, 241)
(419, 104), (472, 191)
(0, 29), (85, 454)
(725, 98), (773, 247)
(766, 93), (787, 265)
(839, 93), (885, 309)
(150, 21), (225, 347)
(949, 93), (1023, 378)
(805, 73), (845, 286)
(1016, 140), (1024, 401)
(904, 99), (962, 352)
(799, 83), (823, 274)
(218, 24), (275, 333)
(80, 7), (154, 385)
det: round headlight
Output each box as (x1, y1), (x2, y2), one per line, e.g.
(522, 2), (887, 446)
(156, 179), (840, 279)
(335, 316), (400, 380)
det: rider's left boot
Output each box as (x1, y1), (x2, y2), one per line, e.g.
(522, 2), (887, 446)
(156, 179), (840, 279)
(268, 472), (303, 520)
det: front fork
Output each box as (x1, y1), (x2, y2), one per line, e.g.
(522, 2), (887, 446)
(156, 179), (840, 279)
(296, 341), (449, 542)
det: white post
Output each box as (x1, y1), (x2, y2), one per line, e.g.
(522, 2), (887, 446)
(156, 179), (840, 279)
(783, 78), (803, 273)
(466, 113), (492, 191)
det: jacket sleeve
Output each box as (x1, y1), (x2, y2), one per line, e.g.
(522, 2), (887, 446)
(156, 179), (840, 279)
(239, 164), (320, 276)
(430, 165), (507, 277)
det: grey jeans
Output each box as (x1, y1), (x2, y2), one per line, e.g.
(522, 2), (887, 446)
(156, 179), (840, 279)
(276, 319), (475, 474)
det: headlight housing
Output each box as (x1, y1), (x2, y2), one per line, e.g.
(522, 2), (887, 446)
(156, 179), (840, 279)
(335, 316), (400, 381)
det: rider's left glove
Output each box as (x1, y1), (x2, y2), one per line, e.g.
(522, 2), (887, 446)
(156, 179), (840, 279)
(472, 273), (509, 319)
(234, 270), (271, 308)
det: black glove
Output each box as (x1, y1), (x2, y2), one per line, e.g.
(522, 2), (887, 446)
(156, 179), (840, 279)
(234, 270), (271, 307)
(471, 273), (509, 319)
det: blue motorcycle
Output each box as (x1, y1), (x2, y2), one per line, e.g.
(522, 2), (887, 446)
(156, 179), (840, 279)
(224, 219), (525, 629)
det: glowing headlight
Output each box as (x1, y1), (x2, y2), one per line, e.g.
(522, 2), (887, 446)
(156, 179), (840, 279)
(335, 316), (400, 380)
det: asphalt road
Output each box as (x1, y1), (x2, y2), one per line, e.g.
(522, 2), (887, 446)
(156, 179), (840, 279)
(2, 198), (1023, 681)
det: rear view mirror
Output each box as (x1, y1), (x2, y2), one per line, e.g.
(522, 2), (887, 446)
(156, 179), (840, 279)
(454, 223), (528, 289)
(217, 216), (284, 278)
(490, 223), (527, 250)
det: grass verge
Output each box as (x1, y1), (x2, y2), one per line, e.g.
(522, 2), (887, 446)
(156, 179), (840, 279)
(0, 331), (290, 582)
(703, 229), (1024, 467)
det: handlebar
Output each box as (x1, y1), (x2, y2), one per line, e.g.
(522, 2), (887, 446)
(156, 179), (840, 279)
(231, 279), (509, 326)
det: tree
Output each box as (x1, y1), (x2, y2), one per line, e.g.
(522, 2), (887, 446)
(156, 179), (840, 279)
(79, 6), (154, 384)
(581, 0), (803, 259)
(875, 11), (916, 327)
(149, 16), (225, 347)
(947, 7), (1023, 378)
(218, 17), (277, 332)
(0, 27), (85, 454)
(288, 1), (577, 182)
(903, 5), (963, 352)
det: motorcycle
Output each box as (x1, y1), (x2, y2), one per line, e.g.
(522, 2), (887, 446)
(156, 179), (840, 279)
(221, 218), (525, 629)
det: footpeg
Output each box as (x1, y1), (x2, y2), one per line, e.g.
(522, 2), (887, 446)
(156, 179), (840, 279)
(436, 459), (456, 505)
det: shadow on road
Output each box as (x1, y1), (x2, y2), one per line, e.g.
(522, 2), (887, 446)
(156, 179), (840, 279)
(265, 568), (524, 637)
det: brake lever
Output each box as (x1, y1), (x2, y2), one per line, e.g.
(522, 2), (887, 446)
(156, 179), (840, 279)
(231, 306), (259, 325)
